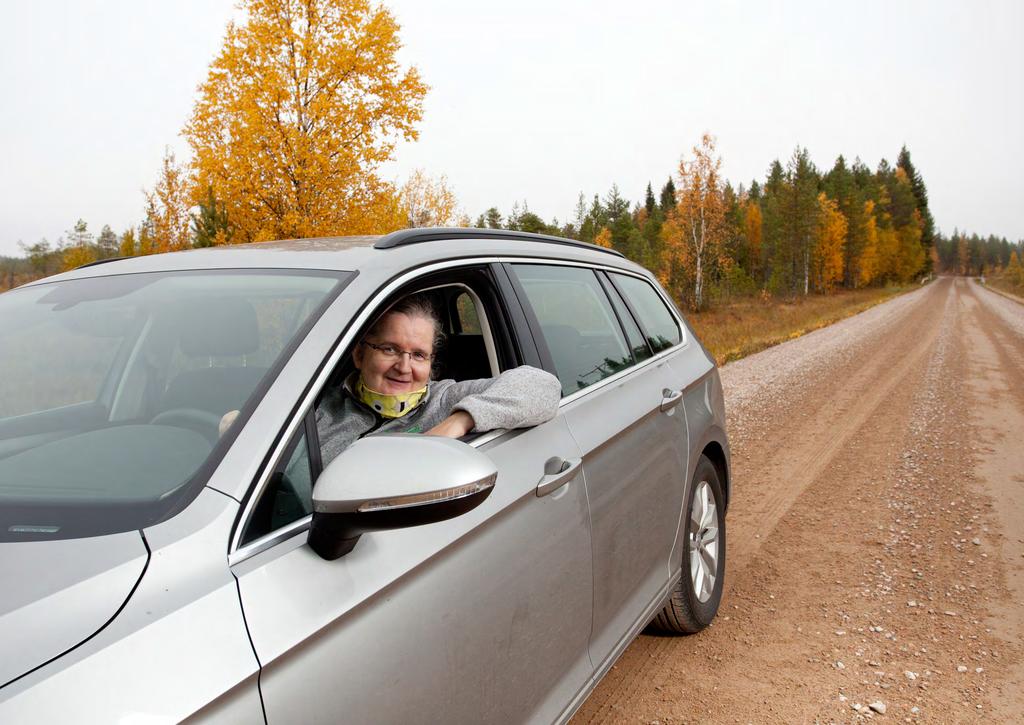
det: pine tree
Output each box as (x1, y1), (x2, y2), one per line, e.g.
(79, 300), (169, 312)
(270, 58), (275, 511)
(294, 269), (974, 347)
(761, 160), (787, 290)
(19, 239), (53, 275)
(65, 219), (93, 249)
(96, 224), (119, 257)
(784, 147), (820, 295)
(484, 207), (502, 229)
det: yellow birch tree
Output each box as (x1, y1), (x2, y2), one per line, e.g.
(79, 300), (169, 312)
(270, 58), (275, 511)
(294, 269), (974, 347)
(119, 228), (137, 257)
(660, 133), (726, 309)
(400, 170), (460, 227)
(146, 149), (193, 253)
(811, 192), (847, 292)
(894, 209), (925, 282)
(184, 0), (427, 243)
(858, 200), (879, 286)
(1007, 250), (1023, 286)
(61, 244), (97, 272)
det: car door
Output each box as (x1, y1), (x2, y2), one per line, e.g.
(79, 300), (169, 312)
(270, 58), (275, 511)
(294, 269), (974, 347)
(230, 270), (594, 724)
(506, 262), (690, 671)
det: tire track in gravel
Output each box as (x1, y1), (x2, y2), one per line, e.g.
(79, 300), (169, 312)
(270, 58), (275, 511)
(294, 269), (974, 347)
(965, 281), (1024, 406)
(958, 278), (1024, 722)
(724, 284), (947, 564)
(711, 280), (949, 571)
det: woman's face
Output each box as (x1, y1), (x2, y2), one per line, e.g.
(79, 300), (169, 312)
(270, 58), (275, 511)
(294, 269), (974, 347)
(353, 311), (435, 394)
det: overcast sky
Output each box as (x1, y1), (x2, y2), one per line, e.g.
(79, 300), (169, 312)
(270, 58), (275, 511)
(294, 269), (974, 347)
(1, 0), (1021, 258)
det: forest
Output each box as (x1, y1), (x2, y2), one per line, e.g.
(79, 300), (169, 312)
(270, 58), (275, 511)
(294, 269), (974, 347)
(5, 138), (1021, 308)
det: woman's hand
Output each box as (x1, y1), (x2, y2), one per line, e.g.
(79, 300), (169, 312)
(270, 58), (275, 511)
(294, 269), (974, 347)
(426, 410), (474, 438)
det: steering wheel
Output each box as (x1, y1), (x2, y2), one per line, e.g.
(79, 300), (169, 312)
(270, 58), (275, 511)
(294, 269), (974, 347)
(150, 408), (224, 444)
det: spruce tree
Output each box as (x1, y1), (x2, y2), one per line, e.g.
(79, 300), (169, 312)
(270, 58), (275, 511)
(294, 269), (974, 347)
(896, 145), (936, 266)
(659, 177), (676, 214)
(191, 186), (232, 247)
(604, 185), (629, 223)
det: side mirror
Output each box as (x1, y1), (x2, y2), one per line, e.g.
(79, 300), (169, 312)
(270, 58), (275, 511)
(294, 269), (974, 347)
(308, 435), (497, 560)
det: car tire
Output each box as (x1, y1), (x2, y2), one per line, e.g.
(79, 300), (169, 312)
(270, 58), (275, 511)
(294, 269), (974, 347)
(652, 454), (725, 634)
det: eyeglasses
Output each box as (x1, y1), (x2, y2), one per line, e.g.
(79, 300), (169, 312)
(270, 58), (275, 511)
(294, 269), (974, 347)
(361, 340), (434, 364)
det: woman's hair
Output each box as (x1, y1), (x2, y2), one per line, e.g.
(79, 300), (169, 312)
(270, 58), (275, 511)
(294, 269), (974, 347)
(366, 292), (446, 353)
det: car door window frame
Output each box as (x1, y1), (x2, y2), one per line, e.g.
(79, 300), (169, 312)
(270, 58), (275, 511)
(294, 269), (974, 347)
(606, 271), (687, 351)
(228, 258), (541, 565)
(596, 270), (653, 364)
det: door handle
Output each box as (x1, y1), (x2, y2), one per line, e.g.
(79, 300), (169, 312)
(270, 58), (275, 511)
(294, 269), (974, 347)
(536, 457), (582, 497)
(660, 388), (683, 412)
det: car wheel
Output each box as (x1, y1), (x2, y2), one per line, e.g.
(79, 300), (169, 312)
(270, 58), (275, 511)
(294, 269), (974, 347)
(652, 454), (725, 634)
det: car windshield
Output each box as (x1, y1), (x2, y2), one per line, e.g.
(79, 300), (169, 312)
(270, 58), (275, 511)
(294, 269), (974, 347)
(0, 269), (350, 542)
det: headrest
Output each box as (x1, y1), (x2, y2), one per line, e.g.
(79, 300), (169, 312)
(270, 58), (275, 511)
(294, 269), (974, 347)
(179, 299), (260, 357)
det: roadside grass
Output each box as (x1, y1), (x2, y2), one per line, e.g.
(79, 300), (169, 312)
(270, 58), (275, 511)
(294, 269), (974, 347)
(688, 284), (917, 365)
(984, 275), (1024, 302)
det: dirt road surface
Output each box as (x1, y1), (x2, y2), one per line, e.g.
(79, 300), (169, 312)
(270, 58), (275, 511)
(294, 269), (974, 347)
(573, 277), (1024, 724)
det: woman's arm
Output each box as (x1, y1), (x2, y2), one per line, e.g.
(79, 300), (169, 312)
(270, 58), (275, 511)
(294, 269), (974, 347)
(430, 365), (562, 435)
(425, 410), (475, 437)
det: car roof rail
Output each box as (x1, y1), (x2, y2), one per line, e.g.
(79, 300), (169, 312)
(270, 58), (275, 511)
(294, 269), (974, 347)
(373, 227), (625, 258)
(75, 256), (130, 270)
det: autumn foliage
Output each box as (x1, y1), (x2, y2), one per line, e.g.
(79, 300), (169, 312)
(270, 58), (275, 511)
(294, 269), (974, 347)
(659, 133), (727, 310)
(184, 0), (426, 242)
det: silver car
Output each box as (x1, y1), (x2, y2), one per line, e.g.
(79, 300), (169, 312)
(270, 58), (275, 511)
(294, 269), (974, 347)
(0, 229), (730, 723)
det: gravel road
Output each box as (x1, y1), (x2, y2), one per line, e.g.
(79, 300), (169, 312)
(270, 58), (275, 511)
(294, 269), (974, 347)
(573, 276), (1024, 724)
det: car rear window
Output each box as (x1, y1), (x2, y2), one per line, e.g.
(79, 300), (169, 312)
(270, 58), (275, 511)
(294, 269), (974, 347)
(610, 273), (682, 352)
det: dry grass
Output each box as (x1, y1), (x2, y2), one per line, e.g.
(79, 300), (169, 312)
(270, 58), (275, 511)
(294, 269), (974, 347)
(688, 284), (916, 365)
(984, 275), (1024, 301)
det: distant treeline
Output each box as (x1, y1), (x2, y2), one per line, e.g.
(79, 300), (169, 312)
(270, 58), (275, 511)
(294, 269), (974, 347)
(5, 142), (1022, 308)
(469, 141), (1020, 309)
(935, 231), (1023, 276)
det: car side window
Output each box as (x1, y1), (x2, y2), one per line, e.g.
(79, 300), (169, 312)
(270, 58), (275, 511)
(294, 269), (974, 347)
(511, 264), (632, 396)
(610, 273), (682, 352)
(241, 425), (314, 545)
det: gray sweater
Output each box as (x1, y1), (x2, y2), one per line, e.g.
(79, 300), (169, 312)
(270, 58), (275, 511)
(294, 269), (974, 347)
(316, 366), (562, 468)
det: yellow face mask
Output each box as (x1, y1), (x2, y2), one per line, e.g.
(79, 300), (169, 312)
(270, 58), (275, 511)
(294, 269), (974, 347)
(356, 377), (427, 419)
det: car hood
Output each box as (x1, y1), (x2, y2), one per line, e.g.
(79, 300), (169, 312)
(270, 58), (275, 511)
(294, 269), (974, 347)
(0, 531), (148, 687)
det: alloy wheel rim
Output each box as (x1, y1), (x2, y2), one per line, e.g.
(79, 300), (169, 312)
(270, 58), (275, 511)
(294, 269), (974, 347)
(688, 480), (719, 603)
